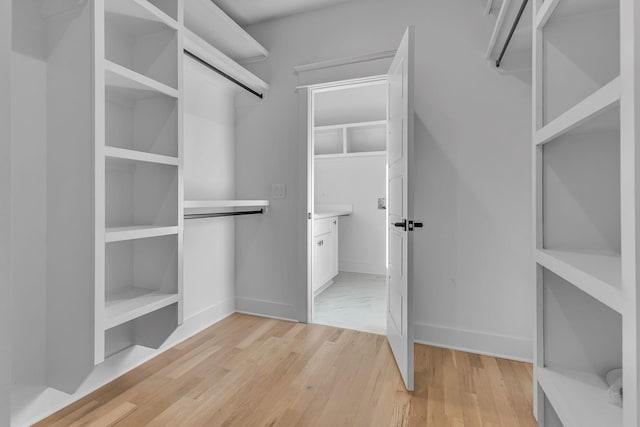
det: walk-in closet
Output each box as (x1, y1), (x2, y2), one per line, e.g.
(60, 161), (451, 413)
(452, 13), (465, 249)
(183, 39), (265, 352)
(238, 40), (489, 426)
(4, 0), (640, 426)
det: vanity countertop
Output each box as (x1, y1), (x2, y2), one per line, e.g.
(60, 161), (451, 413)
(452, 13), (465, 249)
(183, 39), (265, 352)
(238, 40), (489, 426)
(314, 204), (353, 220)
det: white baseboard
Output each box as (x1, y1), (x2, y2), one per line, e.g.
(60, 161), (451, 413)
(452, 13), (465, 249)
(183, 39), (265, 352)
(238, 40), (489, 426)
(339, 261), (386, 276)
(234, 297), (298, 322)
(414, 322), (533, 363)
(313, 279), (334, 297)
(12, 299), (235, 427)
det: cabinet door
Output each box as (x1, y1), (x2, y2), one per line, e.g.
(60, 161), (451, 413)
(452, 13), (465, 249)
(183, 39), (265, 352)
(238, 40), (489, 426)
(330, 219), (339, 278)
(314, 232), (332, 291)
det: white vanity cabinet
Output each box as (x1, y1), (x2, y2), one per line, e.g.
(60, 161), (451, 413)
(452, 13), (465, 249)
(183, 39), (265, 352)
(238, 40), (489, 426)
(313, 216), (339, 295)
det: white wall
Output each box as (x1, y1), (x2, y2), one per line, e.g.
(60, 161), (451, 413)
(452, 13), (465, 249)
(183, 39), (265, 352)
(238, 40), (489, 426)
(235, 0), (533, 360)
(1, 0), (12, 423)
(10, 0), (48, 389)
(183, 56), (236, 319)
(315, 156), (386, 275)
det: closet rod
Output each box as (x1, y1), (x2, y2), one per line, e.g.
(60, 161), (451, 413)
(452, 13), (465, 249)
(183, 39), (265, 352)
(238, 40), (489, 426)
(184, 49), (264, 99)
(495, 0), (529, 67)
(184, 209), (265, 220)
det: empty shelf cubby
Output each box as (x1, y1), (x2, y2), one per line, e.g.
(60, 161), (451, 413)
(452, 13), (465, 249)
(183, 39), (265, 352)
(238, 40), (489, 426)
(314, 128), (343, 156)
(105, 157), (178, 229)
(540, 268), (623, 426)
(542, 109), (620, 256)
(105, 234), (178, 330)
(104, 303), (178, 358)
(346, 123), (386, 153)
(105, 70), (179, 157)
(542, 1), (619, 125)
(105, 0), (178, 89)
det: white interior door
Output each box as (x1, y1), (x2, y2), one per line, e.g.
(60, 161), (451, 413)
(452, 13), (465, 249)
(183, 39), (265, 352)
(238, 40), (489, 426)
(386, 26), (415, 391)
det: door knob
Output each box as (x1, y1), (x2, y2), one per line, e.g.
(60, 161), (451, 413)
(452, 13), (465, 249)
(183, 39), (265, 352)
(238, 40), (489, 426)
(393, 219), (407, 231)
(409, 220), (424, 231)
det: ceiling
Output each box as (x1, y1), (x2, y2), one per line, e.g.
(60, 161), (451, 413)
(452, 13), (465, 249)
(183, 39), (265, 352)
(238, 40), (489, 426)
(213, 0), (353, 26)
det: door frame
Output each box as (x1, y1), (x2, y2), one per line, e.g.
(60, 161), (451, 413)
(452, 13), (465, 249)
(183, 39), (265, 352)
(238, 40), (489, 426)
(305, 75), (390, 324)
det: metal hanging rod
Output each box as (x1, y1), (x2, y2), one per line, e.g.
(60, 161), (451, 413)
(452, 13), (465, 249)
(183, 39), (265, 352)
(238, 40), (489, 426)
(184, 208), (266, 220)
(496, 0), (529, 68)
(184, 49), (264, 99)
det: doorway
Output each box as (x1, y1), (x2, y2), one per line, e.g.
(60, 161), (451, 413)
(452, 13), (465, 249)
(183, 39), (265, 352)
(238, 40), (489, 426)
(307, 77), (389, 335)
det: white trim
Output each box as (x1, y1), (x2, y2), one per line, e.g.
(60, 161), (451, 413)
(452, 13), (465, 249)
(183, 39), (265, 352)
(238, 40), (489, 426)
(234, 297), (299, 322)
(294, 50), (396, 74)
(13, 300), (235, 427)
(414, 322), (533, 362)
(296, 75), (388, 92)
(234, 310), (299, 324)
(339, 261), (387, 276)
(313, 279), (335, 297)
(535, 0), (560, 29)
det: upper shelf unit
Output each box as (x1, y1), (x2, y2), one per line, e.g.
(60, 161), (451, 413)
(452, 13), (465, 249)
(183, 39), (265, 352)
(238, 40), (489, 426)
(183, 29), (269, 96)
(315, 120), (387, 158)
(184, 0), (269, 63)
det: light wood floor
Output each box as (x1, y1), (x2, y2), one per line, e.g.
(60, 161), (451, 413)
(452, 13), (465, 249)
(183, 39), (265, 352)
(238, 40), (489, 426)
(36, 313), (538, 427)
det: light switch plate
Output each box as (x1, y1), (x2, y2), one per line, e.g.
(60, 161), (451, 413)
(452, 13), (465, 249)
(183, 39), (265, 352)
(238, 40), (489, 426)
(272, 183), (286, 199)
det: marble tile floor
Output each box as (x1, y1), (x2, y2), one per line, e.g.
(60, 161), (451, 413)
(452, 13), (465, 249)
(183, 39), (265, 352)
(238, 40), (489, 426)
(313, 271), (386, 335)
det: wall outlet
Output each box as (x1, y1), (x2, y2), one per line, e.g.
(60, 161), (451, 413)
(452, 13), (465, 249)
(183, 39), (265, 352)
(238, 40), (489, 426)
(271, 183), (286, 199)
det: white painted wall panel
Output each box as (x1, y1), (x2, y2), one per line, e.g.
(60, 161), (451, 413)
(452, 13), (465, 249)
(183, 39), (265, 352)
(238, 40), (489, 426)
(1, 0), (12, 423)
(10, 52), (47, 389)
(183, 55), (236, 320)
(236, 0), (532, 359)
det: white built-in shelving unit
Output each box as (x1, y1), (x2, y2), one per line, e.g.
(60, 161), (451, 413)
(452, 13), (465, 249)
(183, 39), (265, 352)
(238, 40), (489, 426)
(184, 0), (268, 63)
(314, 120), (387, 159)
(13, 1), (271, 421)
(95, 0), (184, 364)
(532, 0), (638, 425)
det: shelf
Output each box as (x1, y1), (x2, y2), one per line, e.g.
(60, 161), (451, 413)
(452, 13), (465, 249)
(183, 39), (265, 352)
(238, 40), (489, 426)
(536, 77), (620, 146)
(183, 29), (269, 95)
(184, 0), (268, 63)
(105, 287), (178, 330)
(536, 249), (622, 313)
(105, 0), (178, 31)
(537, 367), (622, 427)
(105, 225), (178, 243)
(184, 200), (269, 209)
(315, 151), (387, 160)
(105, 60), (178, 100)
(315, 120), (387, 132)
(104, 146), (178, 166)
(539, 0), (619, 26)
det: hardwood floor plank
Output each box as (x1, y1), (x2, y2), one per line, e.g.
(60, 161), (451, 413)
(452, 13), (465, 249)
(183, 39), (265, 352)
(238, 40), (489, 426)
(37, 314), (538, 427)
